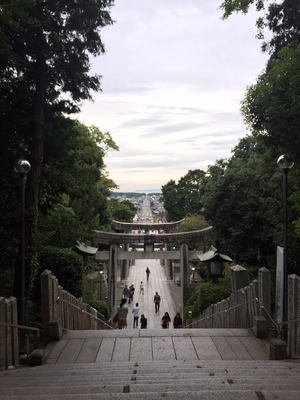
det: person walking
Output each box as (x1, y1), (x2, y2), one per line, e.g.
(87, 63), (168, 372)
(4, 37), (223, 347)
(173, 312), (183, 328)
(140, 281), (144, 295)
(154, 292), (161, 313)
(122, 285), (129, 301)
(146, 267), (151, 280)
(161, 312), (171, 329)
(132, 303), (139, 328)
(128, 284), (135, 304)
(116, 302), (128, 329)
(140, 314), (147, 329)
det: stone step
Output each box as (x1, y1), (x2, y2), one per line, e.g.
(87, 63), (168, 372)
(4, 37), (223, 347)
(2, 363), (299, 376)
(1, 375), (300, 388)
(6, 359), (299, 372)
(1, 381), (300, 395)
(0, 390), (272, 400)
(1, 369), (300, 382)
(0, 393), (299, 400)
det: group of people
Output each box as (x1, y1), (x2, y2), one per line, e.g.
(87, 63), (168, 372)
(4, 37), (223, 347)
(114, 301), (147, 330)
(112, 266), (182, 329)
(161, 312), (182, 329)
(122, 283), (135, 304)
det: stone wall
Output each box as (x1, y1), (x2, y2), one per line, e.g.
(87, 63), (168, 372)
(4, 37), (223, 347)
(187, 266), (271, 330)
(41, 270), (111, 340)
(0, 297), (19, 369)
(288, 274), (300, 357)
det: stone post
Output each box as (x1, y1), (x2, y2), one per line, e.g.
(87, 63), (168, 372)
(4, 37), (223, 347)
(230, 265), (248, 294)
(288, 274), (300, 357)
(167, 243), (173, 280)
(258, 267), (271, 317)
(41, 270), (62, 340)
(109, 244), (118, 312)
(180, 244), (189, 317)
(10, 297), (19, 366)
(120, 243), (128, 280)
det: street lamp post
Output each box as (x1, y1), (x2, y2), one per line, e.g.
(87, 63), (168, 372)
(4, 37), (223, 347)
(277, 154), (294, 333)
(16, 159), (31, 325)
(191, 267), (195, 283)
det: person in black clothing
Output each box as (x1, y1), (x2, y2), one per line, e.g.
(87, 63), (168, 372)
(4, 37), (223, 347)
(140, 314), (147, 329)
(154, 292), (161, 313)
(161, 312), (171, 328)
(146, 267), (150, 280)
(173, 312), (183, 328)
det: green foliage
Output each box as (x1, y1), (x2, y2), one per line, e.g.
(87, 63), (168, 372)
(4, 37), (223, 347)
(87, 300), (111, 320)
(37, 246), (84, 298)
(0, 0), (115, 301)
(108, 198), (137, 222)
(220, 0), (300, 56)
(171, 214), (209, 233)
(184, 277), (231, 320)
(161, 180), (182, 221)
(203, 136), (281, 265)
(162, 170), (206, 221)
(242, 44), (300, 160)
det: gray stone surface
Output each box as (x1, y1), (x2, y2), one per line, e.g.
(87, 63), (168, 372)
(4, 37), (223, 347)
(191, 337), (222, 360)
(95, 338), (114, 362)
(112, 338), (131, 361)
(152, 336), (175, 360)
(76, 338), (102, 363)
(130, 337), (152, 361)
(173, 336), (198, 360)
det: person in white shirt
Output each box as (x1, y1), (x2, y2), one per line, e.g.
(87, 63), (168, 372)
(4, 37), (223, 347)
(132, 303), (139, 328)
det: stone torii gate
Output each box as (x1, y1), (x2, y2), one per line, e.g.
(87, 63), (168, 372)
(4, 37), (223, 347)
(93, 223), (213, 312)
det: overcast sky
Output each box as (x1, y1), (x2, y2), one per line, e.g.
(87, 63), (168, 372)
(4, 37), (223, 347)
(77, 0), (269, 192)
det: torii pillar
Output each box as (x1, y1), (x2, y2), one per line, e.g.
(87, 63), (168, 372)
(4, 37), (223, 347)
(108, 244), (118, 311)
(180, 243), (189, 317)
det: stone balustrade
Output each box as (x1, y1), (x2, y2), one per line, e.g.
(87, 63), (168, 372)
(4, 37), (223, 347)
(187, 266), (271, 331)
(41, 270), (111, 340)
(0, 297), (19, 369)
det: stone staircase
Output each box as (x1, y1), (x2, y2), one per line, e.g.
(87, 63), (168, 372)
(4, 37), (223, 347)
(0, 329), (300, 399)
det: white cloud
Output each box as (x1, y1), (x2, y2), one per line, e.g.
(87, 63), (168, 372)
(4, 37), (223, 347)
(77, 0), (269, 191)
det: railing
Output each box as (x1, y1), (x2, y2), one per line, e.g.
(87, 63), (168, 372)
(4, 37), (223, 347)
(41, 270), (112, 339)
(57, 296), (112, 330)
(0, 297), (41, 370)
(185, 297), (279, 331)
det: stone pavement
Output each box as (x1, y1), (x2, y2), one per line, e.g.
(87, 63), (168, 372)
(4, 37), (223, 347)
(116, 258), (181, 329)
(44, 328), (269, 364)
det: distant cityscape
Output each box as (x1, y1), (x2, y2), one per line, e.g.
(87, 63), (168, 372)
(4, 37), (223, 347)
(111, 192), (166, 223)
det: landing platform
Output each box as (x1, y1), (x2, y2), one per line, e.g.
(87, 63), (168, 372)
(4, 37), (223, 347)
(45, 328), (268, 364)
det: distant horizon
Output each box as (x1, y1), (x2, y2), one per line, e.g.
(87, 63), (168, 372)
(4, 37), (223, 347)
(113, 189), (162, 194)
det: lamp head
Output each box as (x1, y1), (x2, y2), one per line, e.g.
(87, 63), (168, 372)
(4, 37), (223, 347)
(277, 155), (294, 170)
(17, 159), (31, 175)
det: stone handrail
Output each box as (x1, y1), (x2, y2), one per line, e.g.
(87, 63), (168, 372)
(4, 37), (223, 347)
(41, 270), (112, 340)
(0, 297), (19, 369)
(185, 267), (271, 330)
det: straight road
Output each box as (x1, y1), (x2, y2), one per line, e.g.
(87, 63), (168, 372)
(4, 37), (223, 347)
(124, 259), (178, 329)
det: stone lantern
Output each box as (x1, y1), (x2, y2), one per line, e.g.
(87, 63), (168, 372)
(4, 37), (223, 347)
(198, 246), (233, 282)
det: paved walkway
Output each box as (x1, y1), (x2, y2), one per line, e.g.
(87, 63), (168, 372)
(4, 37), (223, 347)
(45, 328), (269, 364)
(119, 259), (179, 329)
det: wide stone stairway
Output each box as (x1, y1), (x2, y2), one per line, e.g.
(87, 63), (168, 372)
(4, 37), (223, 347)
(1, 328), (300, 399)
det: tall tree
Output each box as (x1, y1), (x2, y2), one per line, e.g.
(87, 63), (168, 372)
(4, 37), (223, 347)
(161, 180), (183, 221)
(0, 0), (114, 297)
(220, 0), (300, 56)
(203, 136), (281, 265)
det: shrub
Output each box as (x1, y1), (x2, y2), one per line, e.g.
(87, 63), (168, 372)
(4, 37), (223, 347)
(32, 246), (84, 302)
(88, 299), (111, 320)
(184, 277), (231, 320)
